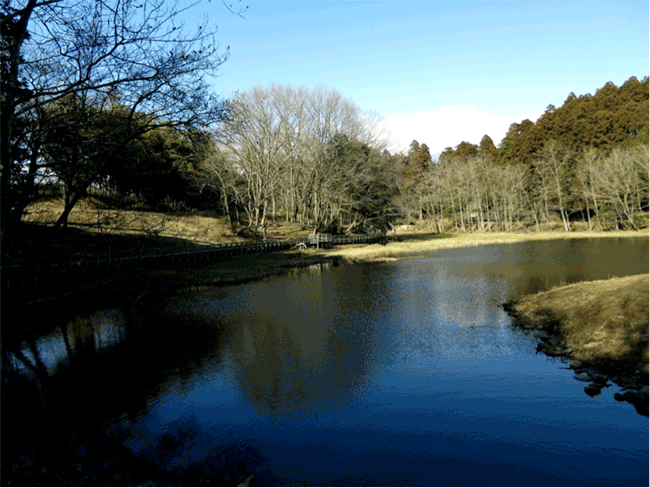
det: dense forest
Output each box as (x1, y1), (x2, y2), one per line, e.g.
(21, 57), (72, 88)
(2, 2), (648, 252)
(425, 76), (649, 232)
(419, 138), (647, 233)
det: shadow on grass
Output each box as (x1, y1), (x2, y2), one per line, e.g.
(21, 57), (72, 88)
(6, 222), (220, 262)
(388, 232), (453, 243)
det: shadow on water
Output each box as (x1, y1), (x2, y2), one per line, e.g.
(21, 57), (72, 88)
(508, 306), (650, 417)
(1, 294), (245, 483)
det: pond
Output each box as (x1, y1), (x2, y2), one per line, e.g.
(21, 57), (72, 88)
(5, 237), (649, 486)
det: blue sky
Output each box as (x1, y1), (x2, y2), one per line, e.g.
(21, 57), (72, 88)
(185, 0), (649, 154)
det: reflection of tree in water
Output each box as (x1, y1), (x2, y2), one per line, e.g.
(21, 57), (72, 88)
(135, 418), (265, 483)
(227, 265), (391, 416)
(13, 338), (50, 385)
(7, 310), (126, 383)
(2, 299), (232, 470)
(63, 315), (99, 363)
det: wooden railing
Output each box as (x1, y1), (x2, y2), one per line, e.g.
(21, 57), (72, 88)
(308, 233), (333, 248)
(2, 233), (385, 290)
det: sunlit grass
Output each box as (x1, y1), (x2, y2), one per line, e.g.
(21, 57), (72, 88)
(512, 274), (649, 374)
(310, 230), (649, 262)
(23, 196), (314, 246)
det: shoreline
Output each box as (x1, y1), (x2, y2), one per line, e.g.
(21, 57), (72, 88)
(504, 274), (649, 417)
(12, 230), (648, 312)
(130, 229), (650, 292)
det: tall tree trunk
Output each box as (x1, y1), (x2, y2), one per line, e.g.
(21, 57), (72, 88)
(55, 188), (86, 230)
(584, 197), (593, 231)
(272, 194), (276, 221)
(223, 190), (234, 229)
(10, 142), (41, 233)
(1, 0), (38, 240)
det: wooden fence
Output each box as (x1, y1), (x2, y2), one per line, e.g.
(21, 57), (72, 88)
(309, 233), (333, 249)
(2, 234), (384, 290)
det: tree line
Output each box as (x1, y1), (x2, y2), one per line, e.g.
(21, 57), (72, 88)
(2, 0), (648, 254)
(430, 76), (648, 232)
(416, 142), (648, 233)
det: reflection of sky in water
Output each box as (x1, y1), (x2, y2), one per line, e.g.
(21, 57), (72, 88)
(105, 239), (649, 485)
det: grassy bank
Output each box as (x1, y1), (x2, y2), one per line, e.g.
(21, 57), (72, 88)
(509, 274), (649, 371)
(20, 196), (309, 251)
(506, 274), (649, 415)
(310, 230), (649, 263)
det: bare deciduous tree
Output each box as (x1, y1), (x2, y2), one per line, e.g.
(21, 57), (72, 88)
(587, 146), (648, 230)
(535, 141), (573, 231)
(2, 0), (230, 235)
(211, 84), (383, 233)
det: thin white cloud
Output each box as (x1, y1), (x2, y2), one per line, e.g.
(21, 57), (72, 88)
(379, 106), (543, 156)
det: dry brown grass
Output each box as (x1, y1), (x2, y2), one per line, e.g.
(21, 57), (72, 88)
(512, 274), (649, 374)
(309, 229), (649, 263)
(22, 196), (314, 246)
(23, 197), (244, 245)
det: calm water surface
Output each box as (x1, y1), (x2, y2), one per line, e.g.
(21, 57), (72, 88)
(10, 238), (650, 486)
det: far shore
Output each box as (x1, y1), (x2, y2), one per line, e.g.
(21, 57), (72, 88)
(14, 229), (648, 310)
(128, 229), (650, 294)
(122, 228), (648, 314)
(308, 229), (649, 263)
